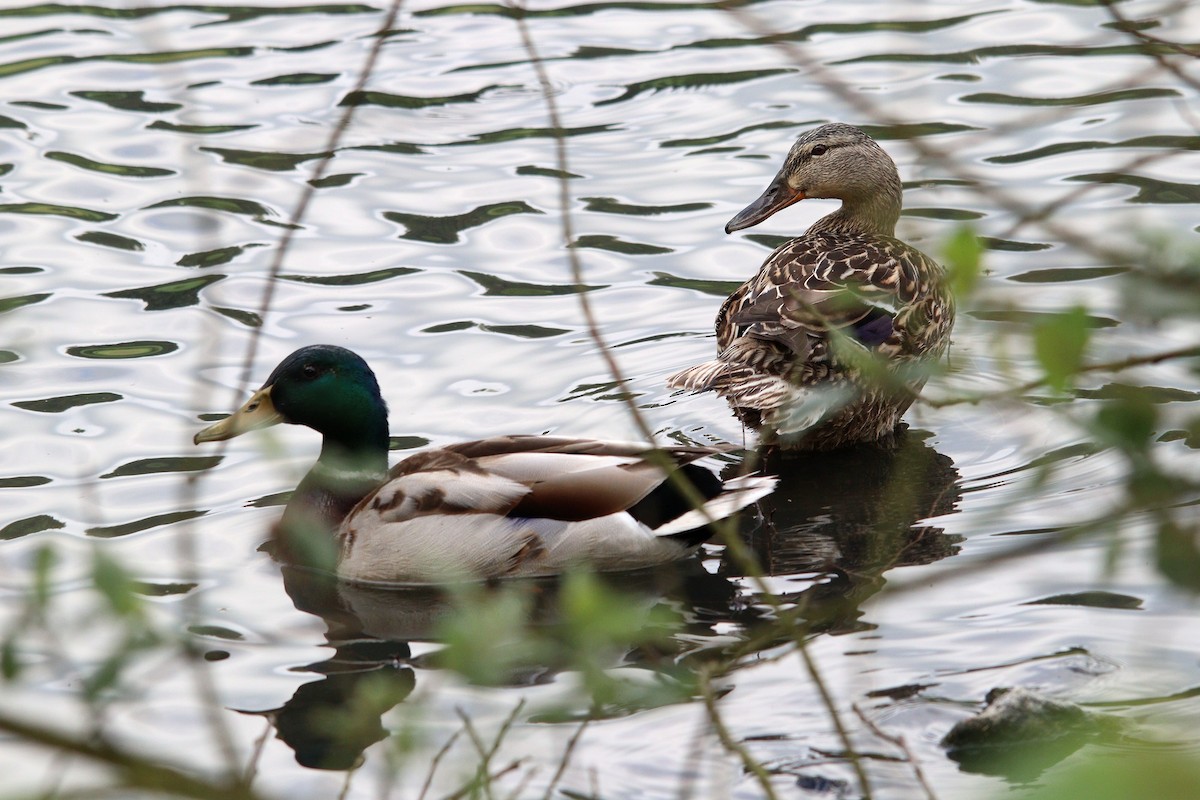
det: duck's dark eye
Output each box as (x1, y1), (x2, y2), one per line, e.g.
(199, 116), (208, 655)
(811, 144), (828, 156)
(301, 364), (319, 380)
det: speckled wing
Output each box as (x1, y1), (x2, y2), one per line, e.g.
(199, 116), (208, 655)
(718, 233), (930, 357)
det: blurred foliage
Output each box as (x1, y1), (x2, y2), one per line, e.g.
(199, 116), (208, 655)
(436, 570), (694, 716)
(1012, 748), (1200, 800)
(2, 4), (1200, 800)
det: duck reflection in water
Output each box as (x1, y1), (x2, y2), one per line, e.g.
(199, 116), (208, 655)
(719, 425), (963, 637)
(250, 427), (960, 772)
(255, 558), (752, 770)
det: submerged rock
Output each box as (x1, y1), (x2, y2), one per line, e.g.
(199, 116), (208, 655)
(941, 687), (1121, 780)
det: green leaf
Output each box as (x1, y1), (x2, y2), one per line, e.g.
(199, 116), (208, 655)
(434, 584), (544, 685)
(91, 550), (141, 618)
(2, 638), (19, 680)
(1156, 519), (1200, 592)
(1033, 305), (1091, 393)
(942, 224), (984, 299)
(1094, 390), (1157, 454)
(32, 544), (56, 610)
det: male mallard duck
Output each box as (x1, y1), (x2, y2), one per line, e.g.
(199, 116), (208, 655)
(195, 345), (774, 585)
(668, 123), (954, 451)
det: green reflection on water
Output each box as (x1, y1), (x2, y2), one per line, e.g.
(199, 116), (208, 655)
(386, 202), (541, 244)
(458, 270), (606, 297)
(571, 235), (673, 255)
(252, 72), (338, 86)
(77, 231), (146, 251)
(981, 238), (1053, 252)
(451, 124), (613, 145)
(149, 121), (257, 135)
(581, 197), (711, 216)
(516, 165), (583, 179)
(0, 203), (116, 222)
(423, 320), (571, 339)
(1024, 590), (1142, 609)
(858, 122), (980, 140)
(13, 392), (122, 413)
(0, 293), (50, 314)
(105, 275), (225, 311)
(86, 509), (207, 539)
(968, 310), (1119, 328)
(341, 86), (500, 109)
(309, 172), (362, 188)
(71, 90), (180, 113)
(987, 135), (1200, 164)
(188, 625), (244, 640)
(962, 87), (1179, 107)
(46, 151), (174, 177)
(178, 244), (264, 268)
(1011, 267), (1128, 283)
(101, 456), (223, 479)
(648, 272), (741, 297)
(280, 267), (420, 285)
(108, 48), (254, 67)
(146, 195), (275, 219)
(133, 581), (199, 597)
(837, 42), (1178, 66)
(0, 514), (63, 540)
(0, 4), (375, 24)
(1077, 384), (1200, 404)
(0, 476), (50, 489)
(200, 147), (329, 172)
(213, 307), (263, 328)
(66, 341), (179, 359)
(423, 321), (475, 334)
(1068, 173), (1200, 204)
(662, 120), (803, 149)
(903, 207), (985, 220)
(596, 68), (792, 107)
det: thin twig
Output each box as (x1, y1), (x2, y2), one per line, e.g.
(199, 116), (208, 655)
(179, 0), (406, 785)
(853, 705), (939, 800)
(507, 2), (656, 448)
(0, 710), (267, 800)
(508, 0), (748, 554)
(337, 767), (356, 800)
(541, 717), (590, 800)
(242, 719), (272, 786)
(698, 665), (780, 800)
(417, 730), (463, 800)
(236, 0), (406, 386)
(441, 760), (524, 800)
(503, 764), (540, 800)
(454, 700), (525, 800)
(919, 344), (1200, 409)
(1097, 0), (1200, 92)
(674, 706), (710, 800)
(795, 643), (872, 799)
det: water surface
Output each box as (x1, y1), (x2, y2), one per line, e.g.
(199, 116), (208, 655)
(1, 1), (1198, 798)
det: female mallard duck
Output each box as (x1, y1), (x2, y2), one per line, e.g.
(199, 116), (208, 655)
(668, 123), (954, 451)
(195, 345), (774, 585)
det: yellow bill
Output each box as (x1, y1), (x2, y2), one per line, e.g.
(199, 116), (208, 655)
(194, 387), (283, 444)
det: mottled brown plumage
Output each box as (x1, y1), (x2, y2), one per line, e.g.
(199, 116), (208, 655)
(669, 124), (954, 450)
